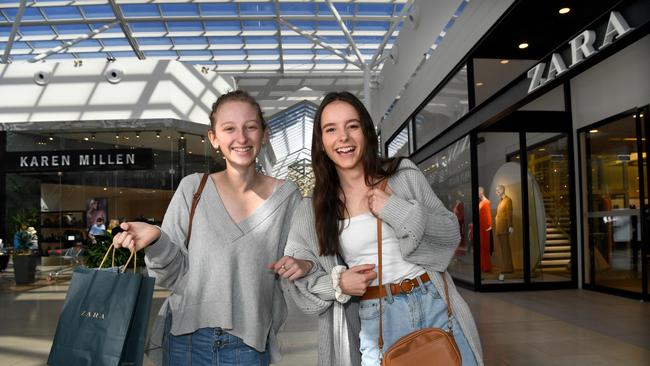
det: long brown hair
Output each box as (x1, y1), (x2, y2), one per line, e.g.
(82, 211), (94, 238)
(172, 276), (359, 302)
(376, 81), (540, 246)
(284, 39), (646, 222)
(312, 91), (402, 256)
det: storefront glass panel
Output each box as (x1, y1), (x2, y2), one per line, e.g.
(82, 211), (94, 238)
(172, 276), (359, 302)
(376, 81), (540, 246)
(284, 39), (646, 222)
(582, 112), (645, 295)
(525, 133), (572, 282)
(414, 65), (468, 149)
(4, 128), (220, 264)
(477, 132), (524, 284)
(418, 135), (473, 284)
(387, 125), (409, 158)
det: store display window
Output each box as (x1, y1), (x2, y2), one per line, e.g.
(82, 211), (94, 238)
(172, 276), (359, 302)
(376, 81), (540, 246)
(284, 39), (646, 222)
(418, 135), (474, 284)
(3, 128), (223, 261)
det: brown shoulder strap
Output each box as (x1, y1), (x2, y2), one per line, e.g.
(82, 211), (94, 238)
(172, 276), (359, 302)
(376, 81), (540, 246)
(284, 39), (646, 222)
(376, 178), (388, 354)
(186, 173), (209, 248)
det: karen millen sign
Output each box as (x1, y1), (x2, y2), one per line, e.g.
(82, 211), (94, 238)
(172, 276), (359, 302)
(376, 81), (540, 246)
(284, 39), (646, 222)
(527, 11), (633, 93)
(5, 149), (154, 172)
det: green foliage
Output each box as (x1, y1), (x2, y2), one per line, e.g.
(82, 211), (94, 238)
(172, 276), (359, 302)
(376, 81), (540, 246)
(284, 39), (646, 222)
(85, 234), (145, 269)
(10, 209), (40, 255)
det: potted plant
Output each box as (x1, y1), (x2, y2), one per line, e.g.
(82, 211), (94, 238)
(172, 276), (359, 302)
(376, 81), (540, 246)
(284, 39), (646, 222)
(10, 209), (40, 284)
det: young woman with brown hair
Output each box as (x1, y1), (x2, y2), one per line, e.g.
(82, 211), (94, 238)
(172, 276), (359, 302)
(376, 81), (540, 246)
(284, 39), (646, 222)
(278, 92), (483, 365)
(112, 90), (309, 365)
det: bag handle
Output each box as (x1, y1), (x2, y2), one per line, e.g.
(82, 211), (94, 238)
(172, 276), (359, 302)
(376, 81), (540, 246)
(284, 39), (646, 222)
(98, 245), (137, 273)
(186, 173), (210, 248)
(376, 179), (454, 358)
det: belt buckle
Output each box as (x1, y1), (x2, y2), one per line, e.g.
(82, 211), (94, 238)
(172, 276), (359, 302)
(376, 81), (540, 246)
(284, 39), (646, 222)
(399, 278), (415, 294)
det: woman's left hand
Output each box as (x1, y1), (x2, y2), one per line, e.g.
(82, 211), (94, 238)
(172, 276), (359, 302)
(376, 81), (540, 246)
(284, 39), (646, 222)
(269, 256), (314, 281)
(368, 186), (391, 216)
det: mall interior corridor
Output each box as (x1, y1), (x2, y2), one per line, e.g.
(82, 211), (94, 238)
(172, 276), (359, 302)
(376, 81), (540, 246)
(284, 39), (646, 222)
(1, 266), (648, 366)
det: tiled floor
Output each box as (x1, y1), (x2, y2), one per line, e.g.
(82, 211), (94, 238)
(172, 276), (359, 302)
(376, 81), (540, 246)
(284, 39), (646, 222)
(1, 267), (649, 366)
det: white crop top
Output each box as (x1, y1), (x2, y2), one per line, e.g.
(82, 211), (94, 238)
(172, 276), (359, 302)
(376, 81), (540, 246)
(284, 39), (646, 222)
(339, 212), (425, 286)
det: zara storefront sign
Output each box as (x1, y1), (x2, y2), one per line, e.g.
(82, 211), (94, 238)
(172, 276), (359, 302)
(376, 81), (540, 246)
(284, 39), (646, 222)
(527, 11), (634, 94)
(5, 149), (154, 172)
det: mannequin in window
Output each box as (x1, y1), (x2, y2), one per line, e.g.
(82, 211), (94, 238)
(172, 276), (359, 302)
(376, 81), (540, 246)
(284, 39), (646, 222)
(478, 186), (493, 272)
(494, 184), (514, 280)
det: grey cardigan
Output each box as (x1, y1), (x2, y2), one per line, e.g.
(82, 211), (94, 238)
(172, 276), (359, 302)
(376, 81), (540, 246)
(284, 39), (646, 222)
(145, 173), (301, 364)
(282, 159), (483, 366)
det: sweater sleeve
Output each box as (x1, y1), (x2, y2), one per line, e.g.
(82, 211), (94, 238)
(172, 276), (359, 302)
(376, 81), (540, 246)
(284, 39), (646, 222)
(281, 200), (336, 315)
(144, 175), (195, 290)
(378, 160), (460, 271)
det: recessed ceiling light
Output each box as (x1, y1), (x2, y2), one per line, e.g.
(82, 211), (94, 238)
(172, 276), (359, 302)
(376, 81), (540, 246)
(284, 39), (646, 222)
(518, 42), (529, 49)
(475, 82), (483, 86)
(589, 129), (599, 133)
(500, 59), (509, 64)
(559, 8), (571, 14)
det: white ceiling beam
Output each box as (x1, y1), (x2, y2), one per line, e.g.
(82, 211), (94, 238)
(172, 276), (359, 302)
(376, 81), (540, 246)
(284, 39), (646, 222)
(279, 18), (363, 69)
(28, 22), (119, 62)
(273, 0), (285, 74)
(1, 0), (27, 63)
(3, 15), (397, 27)
(370, 0), (414, 69)
(325, 0), (365, 66)
(108, 0), (145, 59)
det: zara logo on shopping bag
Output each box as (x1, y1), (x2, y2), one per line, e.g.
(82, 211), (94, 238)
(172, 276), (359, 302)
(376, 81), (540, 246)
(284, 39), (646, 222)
(80, 310), (105, 320)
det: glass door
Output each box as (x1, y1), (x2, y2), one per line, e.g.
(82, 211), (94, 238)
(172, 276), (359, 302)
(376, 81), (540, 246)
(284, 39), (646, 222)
(582, 108), (648, 298)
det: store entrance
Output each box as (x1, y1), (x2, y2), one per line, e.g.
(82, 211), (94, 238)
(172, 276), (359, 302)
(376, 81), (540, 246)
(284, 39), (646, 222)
(581, 106), (649, 299)
(474, 110), (576, 290)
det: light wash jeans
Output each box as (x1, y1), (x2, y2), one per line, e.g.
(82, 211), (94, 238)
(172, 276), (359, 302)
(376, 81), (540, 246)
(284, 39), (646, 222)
(359, 280), (477, 366)
(163, 322), (269, 366)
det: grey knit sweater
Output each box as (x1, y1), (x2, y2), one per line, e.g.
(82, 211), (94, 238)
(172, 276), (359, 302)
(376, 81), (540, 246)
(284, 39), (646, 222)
(282, 159), (483, 366)
(144, 173), (301, 364)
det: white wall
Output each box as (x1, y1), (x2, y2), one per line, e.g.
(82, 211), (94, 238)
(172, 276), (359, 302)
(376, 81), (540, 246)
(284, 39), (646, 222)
(0, 60), (235, 125)
(571, 35), (650, 129)
(378, 0), (514, 142)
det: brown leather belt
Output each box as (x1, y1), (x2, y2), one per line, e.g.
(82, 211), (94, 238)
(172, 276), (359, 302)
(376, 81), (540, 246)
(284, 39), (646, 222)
(361, 273), (430, 300)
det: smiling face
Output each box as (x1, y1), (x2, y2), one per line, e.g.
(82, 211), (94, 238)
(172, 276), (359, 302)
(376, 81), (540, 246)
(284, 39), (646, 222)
(208, 100), (267, 170)
(319, 100), (366, 173)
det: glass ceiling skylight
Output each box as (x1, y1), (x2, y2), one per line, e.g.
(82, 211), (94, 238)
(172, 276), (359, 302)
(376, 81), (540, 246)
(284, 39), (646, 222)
(0, 0), (408, 75)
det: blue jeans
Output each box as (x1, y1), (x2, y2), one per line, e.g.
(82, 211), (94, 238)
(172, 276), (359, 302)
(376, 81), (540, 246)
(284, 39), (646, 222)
(359, 281), (477, 366)
(164, 327), (270, 366)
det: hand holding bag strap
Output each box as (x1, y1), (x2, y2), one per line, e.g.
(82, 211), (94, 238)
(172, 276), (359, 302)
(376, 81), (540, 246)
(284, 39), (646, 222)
(186, 173), (209, 248)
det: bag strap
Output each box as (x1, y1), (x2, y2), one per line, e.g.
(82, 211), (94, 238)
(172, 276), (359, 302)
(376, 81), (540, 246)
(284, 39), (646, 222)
(376, 178), (454, 358)
(376, 178), (388, 355)
(186, 173), (209, 248)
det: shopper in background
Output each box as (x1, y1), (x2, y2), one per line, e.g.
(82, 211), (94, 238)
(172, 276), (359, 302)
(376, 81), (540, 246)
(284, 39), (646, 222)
(112, 90), (307, 366)
(277, 92), (483, 366)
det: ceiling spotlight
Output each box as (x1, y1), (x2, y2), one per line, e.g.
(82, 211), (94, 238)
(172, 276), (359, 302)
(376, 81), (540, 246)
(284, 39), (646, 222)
(518, 42), (529, 49)
(180, 133), (185, 140)
(475, 82), (483, 86)
(201, 136), (205, 143)
(589, 129), (599, 133)
(640, 113), (645, 118)
(84, 137), (89, 141)
(48, 134), (54, 141)
(115, 133), (120, 139)
(91, 133), (96, 140)
(559, 8), (571, 14)
(156, 131), (161, 138)
(136, 131), (140, 138)
(500, 59), (509, 64)
(167, 135), (171, 139)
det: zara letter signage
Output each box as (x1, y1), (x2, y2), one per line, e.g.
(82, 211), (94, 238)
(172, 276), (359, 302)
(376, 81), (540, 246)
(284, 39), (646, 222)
(527, 11), (633, 94)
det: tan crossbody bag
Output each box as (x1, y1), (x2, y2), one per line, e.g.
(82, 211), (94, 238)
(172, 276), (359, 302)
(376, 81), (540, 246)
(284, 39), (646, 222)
(376, 180), (462, 366)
